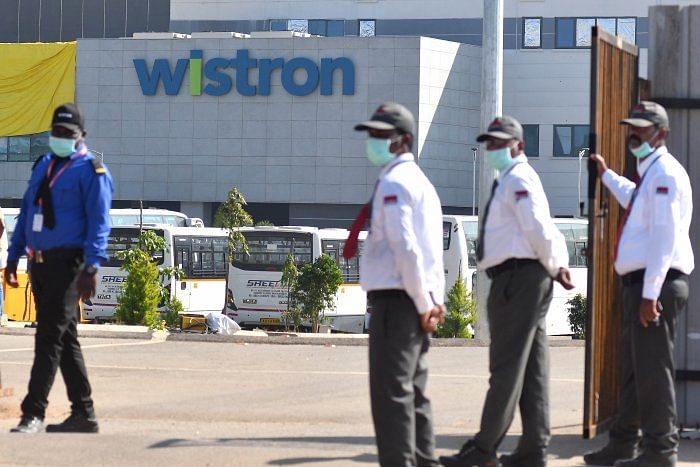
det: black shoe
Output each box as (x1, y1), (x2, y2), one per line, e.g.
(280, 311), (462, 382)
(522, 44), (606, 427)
(499, 448), (546, 467)
(46, 413), (99, 433)
(584, 443), (637, 466)
(439, 439), (500, 467)
(10, 415), (44, 433)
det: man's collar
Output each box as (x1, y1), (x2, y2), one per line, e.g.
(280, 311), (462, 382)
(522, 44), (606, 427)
(638, 145), (668, 176)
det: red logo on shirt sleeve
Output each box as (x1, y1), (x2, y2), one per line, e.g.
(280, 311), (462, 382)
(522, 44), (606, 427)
(515, 190), (529, 201)
(656, 186), (669, 194)
(383, 195), (398, 205)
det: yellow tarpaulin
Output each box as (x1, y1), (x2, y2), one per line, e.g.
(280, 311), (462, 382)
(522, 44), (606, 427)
(0, 42), (76, 137)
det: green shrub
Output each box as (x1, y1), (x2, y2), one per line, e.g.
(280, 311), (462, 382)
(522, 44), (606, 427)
(567, 293), (587, 339)
(291, 254), (343, 333)
(436, 272), (476, 338)
(280, 253), (302, 331)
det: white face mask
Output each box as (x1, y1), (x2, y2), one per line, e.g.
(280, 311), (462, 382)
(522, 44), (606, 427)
(628, 130), (659, 159)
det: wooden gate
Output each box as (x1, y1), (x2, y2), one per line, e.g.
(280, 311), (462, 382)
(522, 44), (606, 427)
(584, 26), (639, 439)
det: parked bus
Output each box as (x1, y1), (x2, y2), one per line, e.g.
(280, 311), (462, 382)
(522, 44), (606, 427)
(82, 225), (229, 321)
(109, 208), (204, 228)
(442, 215), (588, 335)
(225, 226), (367, 333)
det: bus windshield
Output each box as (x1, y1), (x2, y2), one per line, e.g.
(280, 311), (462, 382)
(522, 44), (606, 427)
(462, 221), (478, 268)
(555, 223), (588, 268)
(232, 232), (313, 271)
(111, 214), (187, 227)
(105, 228), (165, 267)
(322, 239), (361, 283)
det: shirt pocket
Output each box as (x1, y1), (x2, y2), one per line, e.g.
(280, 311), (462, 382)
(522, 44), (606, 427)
(51, 178), (81, 207)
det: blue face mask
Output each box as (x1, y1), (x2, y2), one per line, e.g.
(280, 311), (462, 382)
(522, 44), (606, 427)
(366, 138), (396, 167)
(628, 130), (659, 159)
(485, 147), (515, 171)
(49, 136), (77, 158)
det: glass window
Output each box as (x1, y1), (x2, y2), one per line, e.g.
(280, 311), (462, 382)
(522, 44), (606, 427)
(359, 19), (376, 37)
(576, 18), (595, 47)
(105, 228), (165, 267)
(554, 125), (589, 157)
(555, 223), (588, 268)
(617, 17), (636, 44)
(233, 232), (313, 271)
(308, 19), (326, 36)
(327, 20), (345, 37)
(4, 211), (18, 239)
(522, 124), (539, 157)
(597, 18), (616, 36)
(288, 19), (308, 33)
(322, 239), (361, 283)
(443, 222), (452, 250)
(270, 20), (288, 31)
(523, 18), (542, 48)
(555, 18), (575, 48)
(8, 136), (30, 162)
(30, 132), (50, 160)
(0, 137), (7, 162)
(462, 221), (478, 268)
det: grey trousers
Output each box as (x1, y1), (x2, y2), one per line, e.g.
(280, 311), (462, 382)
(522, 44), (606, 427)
(474, 262), (553, 453)
(369, 292), (437, 467)
(608, 275), (689, 465)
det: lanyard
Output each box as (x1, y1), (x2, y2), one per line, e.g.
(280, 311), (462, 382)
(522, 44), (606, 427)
(45, 146), (88, 188)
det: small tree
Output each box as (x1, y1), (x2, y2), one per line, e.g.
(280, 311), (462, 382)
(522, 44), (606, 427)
(291, 254), (343, 333)
(436, 272), (476, 338)
(214, 187), (254, 257)
(280, 253), (302, 331)
(255, 220), (275, 227)
(567, 293), (587, 339)
(116, 230), (184, 329)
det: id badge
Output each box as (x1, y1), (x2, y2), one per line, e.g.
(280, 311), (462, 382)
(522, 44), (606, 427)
(32, 213), (44, 232)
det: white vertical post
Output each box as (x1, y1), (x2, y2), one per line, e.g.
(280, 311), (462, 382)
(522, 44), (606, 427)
(475, 0), (503, 342)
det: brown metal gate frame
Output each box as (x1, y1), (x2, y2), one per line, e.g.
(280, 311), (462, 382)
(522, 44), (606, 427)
(584, 26), (639, 439)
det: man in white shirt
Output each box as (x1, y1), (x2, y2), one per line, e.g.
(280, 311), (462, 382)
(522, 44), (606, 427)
(347, 102), (445, 466)
(584, 102), (693, 467)
(440, 116), (574, 467)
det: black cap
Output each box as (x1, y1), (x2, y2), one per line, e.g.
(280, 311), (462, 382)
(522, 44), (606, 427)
(621, 101), (669, 129)
(355, 102), (415, 135)
(476, 116), (524, 142)
(51, 103), (84, 132)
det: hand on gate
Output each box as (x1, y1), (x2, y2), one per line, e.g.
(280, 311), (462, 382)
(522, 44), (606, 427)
(589, 153), (608, 177)
(555, 268), (575, 290)
(4, 262), (19, 288)
(639, 298), (661, 328)
(76, 270), (97, 302)
(420, 304), (446, 333)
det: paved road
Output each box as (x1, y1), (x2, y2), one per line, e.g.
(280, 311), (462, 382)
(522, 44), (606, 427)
(0, 335), (698, 466)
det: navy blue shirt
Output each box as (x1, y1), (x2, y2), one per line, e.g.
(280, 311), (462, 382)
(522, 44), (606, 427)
(8, 144), (113, 268)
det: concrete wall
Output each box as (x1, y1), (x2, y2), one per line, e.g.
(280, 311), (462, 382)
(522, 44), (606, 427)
(66, 36), (480, 217)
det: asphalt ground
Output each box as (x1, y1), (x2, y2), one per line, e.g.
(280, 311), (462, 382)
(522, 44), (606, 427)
(0, 335), (698, 466)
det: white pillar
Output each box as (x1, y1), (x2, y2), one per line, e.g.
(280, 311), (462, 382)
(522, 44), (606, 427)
(475, 0), (503, 342)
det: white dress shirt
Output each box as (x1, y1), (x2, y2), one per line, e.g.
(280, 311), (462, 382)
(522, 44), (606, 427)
(601, 146), (694, 300)
(360, 153), (445, 315)
(478, 154), (569, 277)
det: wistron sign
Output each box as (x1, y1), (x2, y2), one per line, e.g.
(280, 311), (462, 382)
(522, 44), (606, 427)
(133, 49), (356, 97)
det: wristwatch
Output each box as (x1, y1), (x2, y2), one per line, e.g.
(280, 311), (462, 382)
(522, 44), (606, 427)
(84, 265), (99, 275)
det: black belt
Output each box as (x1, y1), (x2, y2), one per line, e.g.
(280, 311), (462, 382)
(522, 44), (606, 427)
(621, 268), (687, 286)
(367, 289), (409, 302)
(486, 258), (540, 279)
(30, 247), (83, 264)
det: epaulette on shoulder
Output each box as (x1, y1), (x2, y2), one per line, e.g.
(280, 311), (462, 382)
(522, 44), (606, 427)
(90, 157), (107, 174)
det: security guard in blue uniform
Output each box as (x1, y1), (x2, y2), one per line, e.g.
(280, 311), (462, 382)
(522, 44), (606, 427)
(5, 103), (113, 434)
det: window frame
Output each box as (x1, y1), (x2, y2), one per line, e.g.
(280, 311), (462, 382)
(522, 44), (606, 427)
(522, 17), (543, 49)
(522, 124), (540, 157)
(553, 124), (590, 157)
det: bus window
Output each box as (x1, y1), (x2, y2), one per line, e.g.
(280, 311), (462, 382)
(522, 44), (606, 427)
(189, 237), (228, 278)
(443, 222), (452, 250)
(571, 224), (588, 267)
(461, 221), (478, 267)
(323, 239), (361, 283)
(232, 233), (313, 271)
(164, 215), (187, 227)
(105, 228), (165, 267)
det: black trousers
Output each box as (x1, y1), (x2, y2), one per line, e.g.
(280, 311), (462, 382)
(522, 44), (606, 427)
(22, 255), (94, 419)
(475, 262), (553, 454)
(368, 291), (437, 467)
(608, 275), (689, 466)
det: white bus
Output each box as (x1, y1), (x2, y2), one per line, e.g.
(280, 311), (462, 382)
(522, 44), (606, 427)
(442, 215), (588, 335)
(83, 225), (229, 321)
(109, 208), (204, 228)
(225, 226), (367, 333)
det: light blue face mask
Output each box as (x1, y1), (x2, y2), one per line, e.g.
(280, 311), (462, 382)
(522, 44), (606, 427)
(49, 136), (77, 158)
(366, 137), (396, 167)
(485, 147), (515, 171)
(629, 130), (659, 159)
